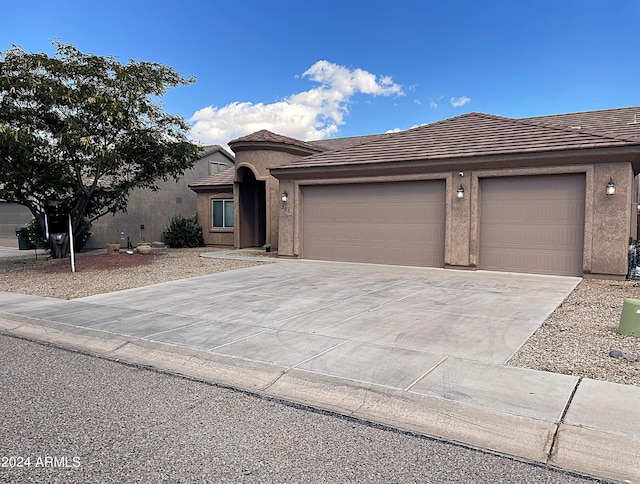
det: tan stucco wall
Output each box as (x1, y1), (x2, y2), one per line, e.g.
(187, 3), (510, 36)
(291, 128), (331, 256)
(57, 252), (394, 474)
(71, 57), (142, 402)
(276, 161), (637, 277)
(447, 172), (471, 268)
(0, 202), (33, 247)
(87, 153), (230, 249)
(590, 162), (634, 276)
(277, 179), (297, 256)
(232, 149), (305, 250)
(197, 190), (234, 246)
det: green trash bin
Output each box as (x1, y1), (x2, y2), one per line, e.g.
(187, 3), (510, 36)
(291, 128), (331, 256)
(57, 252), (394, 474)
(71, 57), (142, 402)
(15, 227), (34, 250)
(619, 298), (640, 337)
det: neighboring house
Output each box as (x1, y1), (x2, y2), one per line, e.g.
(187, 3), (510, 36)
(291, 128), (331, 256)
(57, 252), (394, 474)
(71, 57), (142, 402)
(86, 145), (234, 248)
(0, 201), (32, 247)
(191, 107), (640, 278)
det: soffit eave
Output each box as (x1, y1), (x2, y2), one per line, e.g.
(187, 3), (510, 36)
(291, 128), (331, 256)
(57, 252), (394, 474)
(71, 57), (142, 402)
(188, 183), (234, 193)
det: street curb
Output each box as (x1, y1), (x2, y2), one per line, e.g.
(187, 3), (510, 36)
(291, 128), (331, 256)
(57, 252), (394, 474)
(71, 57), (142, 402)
(0, 314), (637, 482)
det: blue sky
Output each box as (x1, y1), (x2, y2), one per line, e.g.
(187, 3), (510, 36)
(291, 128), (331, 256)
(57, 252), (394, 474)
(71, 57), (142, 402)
(2, 1), (639, 147)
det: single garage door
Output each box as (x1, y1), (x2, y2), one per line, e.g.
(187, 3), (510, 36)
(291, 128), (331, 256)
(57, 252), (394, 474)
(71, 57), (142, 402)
(479, 175), (585, 276)
(303, 181), (445, 267)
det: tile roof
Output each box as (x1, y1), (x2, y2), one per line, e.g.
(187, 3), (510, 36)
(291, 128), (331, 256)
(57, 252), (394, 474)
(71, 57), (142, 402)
(272, 111), (640, 170)
(189, 165), (235, 188)
(229, 129), (321, 152)
(198, 144), (235, 161)
(523, 106), (640, 142)
(307, 133), (390, 151)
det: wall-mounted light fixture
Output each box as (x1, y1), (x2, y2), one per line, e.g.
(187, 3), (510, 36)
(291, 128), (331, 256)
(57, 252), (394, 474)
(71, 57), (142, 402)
(606, 178), (616, 196)
(281, 192), (288, 208)
(456, 184), (465, 199)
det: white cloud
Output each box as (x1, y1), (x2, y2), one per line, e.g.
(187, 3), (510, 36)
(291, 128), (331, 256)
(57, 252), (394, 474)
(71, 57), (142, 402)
(450, 96), (471, 108)
(427, 96), (443, 109)
(386, 122), (425, 134)
(188, 60), (404, 146)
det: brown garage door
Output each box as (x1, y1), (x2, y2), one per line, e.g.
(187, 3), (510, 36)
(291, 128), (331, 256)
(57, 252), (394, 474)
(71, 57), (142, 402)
(479, 175), (585, 276)
(302, 181), (445, 267)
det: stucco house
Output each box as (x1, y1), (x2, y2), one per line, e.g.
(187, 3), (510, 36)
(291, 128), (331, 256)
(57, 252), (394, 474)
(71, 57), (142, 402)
(0, 200), (32, 246)
(86, 145), (234, 248)
(0, 145), (234, 250)
(190, 107), (640, 278)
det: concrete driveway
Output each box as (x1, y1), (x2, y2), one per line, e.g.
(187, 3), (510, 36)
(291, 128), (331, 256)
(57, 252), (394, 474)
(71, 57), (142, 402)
(4, 259), (640, 481)
(3, 260), (578, 367)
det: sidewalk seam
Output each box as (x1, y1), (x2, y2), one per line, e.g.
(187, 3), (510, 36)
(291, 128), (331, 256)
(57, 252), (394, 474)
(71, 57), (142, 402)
(547, 376), (582, 463)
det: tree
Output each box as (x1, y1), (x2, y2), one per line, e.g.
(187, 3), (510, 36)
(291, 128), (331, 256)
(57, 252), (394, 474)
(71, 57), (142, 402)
(0, 42), (201, 258)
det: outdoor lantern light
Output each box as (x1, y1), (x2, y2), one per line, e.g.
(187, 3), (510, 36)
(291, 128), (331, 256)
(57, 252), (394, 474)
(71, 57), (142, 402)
(606, 178), (616, 196)
(281, 192), (288, 203)
(457, 184), (465, 199)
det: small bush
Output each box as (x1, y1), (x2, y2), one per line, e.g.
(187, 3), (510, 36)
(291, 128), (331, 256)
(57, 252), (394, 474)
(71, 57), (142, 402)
(163, 214), (204, 248)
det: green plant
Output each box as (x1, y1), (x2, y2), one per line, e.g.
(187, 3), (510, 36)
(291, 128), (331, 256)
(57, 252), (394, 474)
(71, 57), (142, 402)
(0, 42), (199, 258)
(163, 214), (204, 248)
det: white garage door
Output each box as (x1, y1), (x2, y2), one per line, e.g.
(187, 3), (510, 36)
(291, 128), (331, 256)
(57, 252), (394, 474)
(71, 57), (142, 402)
(480, 175), (585, 276)
(302, 181), (446, 267)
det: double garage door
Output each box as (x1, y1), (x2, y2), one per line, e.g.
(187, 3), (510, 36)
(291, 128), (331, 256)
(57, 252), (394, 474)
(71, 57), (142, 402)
(303, 181), (446, 267)
(302, 175), (585, 276)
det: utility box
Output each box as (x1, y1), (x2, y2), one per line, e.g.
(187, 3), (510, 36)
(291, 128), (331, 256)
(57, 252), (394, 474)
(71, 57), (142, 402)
(619, 298), (640, 337)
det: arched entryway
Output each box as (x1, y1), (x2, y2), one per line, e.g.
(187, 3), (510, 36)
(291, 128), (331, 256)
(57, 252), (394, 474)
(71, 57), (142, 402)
(237, 167), (266, 248)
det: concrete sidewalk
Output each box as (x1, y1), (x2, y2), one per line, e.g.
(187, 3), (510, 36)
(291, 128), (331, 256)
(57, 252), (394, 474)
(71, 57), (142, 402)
(0, 246), (48, 258)
(0, 260), (638, 481)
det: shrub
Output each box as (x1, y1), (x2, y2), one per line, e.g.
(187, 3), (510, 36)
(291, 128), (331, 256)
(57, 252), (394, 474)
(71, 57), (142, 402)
(163, 214), (204, 248)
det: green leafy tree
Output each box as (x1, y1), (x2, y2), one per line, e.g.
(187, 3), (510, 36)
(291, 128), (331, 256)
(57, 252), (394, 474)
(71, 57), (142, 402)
(0, 42), (200, 258)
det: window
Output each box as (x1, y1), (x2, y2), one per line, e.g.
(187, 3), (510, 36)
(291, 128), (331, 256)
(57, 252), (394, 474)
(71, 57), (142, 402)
(209, 161), (227, 175)
(212, 199), (234, 228)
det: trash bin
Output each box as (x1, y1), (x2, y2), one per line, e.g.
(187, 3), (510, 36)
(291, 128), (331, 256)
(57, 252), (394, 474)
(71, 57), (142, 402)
(15, 227), (34, 250)
(619, 298), (640, 337)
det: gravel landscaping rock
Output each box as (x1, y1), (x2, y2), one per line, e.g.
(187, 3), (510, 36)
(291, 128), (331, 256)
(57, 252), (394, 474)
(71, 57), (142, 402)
(1, 249), (638, 387)
(507, 278), (640, 387)
(0, 247), (262, 299)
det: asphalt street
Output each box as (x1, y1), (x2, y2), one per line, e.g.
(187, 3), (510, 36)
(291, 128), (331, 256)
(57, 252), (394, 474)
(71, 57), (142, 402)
(0, 335), (604, 483)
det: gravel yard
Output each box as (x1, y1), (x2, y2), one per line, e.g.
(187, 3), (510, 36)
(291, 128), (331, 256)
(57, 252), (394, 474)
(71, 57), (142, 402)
(0, 247), (263, 299)
(1, 247), (639, 387)
(507, 278), (640, 386)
